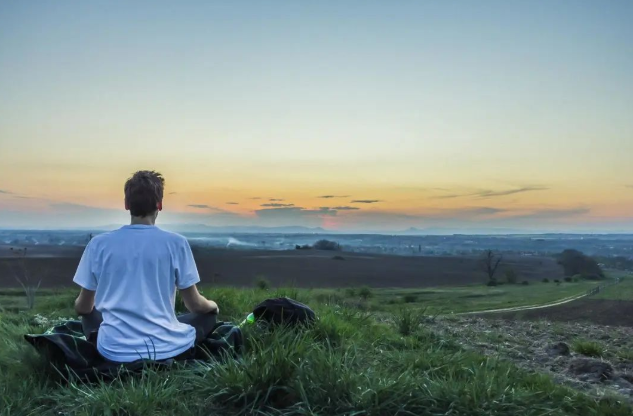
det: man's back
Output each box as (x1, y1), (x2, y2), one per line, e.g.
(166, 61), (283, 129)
(73, 224), (200, 362)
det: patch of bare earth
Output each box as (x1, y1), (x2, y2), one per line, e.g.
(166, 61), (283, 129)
(427, 316), (633, 403)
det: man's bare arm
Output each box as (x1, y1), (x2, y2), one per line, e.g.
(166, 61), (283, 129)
(180, 285), (219, 314)
(74, 288), (96, 315)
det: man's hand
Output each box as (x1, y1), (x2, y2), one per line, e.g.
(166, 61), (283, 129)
(206, 300), (219, 315)
(180, 285), (219, 314)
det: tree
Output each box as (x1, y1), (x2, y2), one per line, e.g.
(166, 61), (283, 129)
(481, 250), (503, 284)
(313, 240), (342, 251)
(557, 249), (604, 279)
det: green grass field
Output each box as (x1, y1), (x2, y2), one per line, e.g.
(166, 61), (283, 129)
(1, 282), (632, 416)
(0, 278), (603, 317)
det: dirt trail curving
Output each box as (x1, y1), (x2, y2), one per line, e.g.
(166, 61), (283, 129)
(461, 278), (621, 316)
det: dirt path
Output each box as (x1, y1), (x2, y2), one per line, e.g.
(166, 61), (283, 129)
(460, 278), (622, 316)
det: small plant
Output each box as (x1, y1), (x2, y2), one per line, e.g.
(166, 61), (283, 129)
(542, 278), (549, 283)
(332, 255), (345, 261)
(521, 280), (529, 285)
(564, 277), (572, 283)
(616, 349), (633, 362)
(254, 276), (271, 290)
(394, 307), (420, 336)
(402, 294), (417, 303)
(344, 288), (356, 297)
(505, 268), (518, 284)
(486, 278), (498, 287)
(358, 286), (373, 300)
(572, 339), (605, 357)
(554, 279), (561, 285)
(12, 247), (41, 310)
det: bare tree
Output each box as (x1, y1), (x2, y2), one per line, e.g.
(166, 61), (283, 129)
(481, 249), (503, 284)
(12, 247), (41, 309)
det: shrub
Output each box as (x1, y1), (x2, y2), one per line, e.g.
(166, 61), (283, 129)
(358, 286), (373, 300)
(313, 240), (342, 251)
(254, 276), (271, 290)
(332, 255), (345, 261)
(486, 279), (498, 287)
(572, 340), (605, 357)
(505, 269), (518, 284)
(554, 279), (561, 285)
(542, 278), (549, 283)
(521, 281), (529, 285)
(402, 294), (417, 303)
(344, 288), (356, 297)
(564, 277), (572, 283)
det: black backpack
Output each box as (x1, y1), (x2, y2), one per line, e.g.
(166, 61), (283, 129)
(253, 297), (316, 326)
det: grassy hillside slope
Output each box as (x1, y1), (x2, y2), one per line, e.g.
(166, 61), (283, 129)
(0, 287), (630, 416)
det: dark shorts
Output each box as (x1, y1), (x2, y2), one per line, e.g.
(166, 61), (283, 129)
(81, 309), (218, 361)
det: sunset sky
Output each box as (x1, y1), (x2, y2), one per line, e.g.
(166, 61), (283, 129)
(1, 1), (632, 232)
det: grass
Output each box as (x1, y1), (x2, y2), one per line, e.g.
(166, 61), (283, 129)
(0, 286), (632, 415)
(572, 339), (606, 358)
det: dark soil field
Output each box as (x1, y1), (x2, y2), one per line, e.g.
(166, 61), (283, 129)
(0, 244), (564, 289)
(488, 299), (633, 327)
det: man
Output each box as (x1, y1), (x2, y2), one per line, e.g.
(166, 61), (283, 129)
(73, 170), (219, 362)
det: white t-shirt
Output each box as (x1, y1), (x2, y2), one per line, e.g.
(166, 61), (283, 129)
(73, 224), (200, 362)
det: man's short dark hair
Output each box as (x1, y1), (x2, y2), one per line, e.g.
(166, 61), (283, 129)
(124, 171), (165, 217)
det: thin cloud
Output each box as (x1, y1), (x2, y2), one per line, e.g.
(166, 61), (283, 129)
(226, 202), (239, 205)
(317, 195), (350, 199)
(261, 203), (294, 208)
(0, 190), (13, 194)
(351, 199), (381, 204)
(255, 206), (337, 219)
(269, 198), (284, 201)
(511, 207), (590, 219)
(449, 207), (506, 216)
(478, 186), (548, 198)
(187, 204), (227, 213)
(249, 197), (262, 200)
(331, 206), (360, 211)
(168, 192), (177, 195)
(435, 186), (548, 199)
(626, 185), (633, 189)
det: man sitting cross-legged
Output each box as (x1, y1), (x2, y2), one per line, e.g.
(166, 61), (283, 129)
(73, 170), (219, 362)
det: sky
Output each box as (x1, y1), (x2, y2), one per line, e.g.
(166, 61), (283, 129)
(1, 1), (632, 232)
